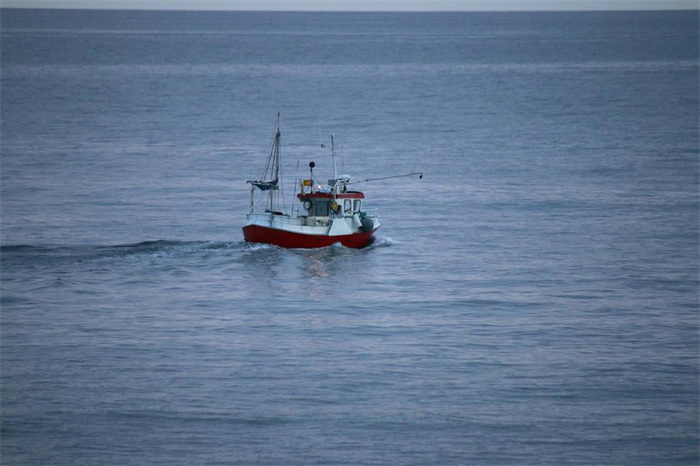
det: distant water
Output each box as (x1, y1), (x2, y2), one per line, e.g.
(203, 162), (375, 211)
(2, 9), (698, 465)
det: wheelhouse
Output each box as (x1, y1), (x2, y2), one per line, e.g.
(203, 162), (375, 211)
(298, 192), (365, 217)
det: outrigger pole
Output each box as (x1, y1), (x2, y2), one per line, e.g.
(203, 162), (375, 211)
(348, 172), (423, 185)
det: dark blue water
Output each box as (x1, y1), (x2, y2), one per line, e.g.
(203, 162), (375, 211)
(2, 9), (698, 465)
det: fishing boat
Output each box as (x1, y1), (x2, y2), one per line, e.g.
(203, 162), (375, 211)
(242, 115), (421, 249)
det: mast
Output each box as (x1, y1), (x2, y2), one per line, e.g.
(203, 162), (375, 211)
(247, 113), (283, 214)
(274, 113), (280, 185)
(270, 115), (280, 211)
(330, 134), (338, 180)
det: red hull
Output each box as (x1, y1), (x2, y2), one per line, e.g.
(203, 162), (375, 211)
(243, 225), (376, 249)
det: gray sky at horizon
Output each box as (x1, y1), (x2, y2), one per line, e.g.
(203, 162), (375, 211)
(3, 0), (699, 10)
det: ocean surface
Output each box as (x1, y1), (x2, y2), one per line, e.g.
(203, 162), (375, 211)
(1, 8), (698, 465)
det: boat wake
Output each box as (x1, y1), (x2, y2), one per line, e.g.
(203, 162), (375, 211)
(1, 235), (395, 264)
(366, 235), (397, 249)
(1, 240), (242, 263)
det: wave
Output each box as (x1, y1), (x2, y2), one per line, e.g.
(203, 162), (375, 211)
(0, 244), (45, 252)
(241, 242), (273, 252)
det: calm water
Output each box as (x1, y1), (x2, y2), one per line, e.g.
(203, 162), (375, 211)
(2, 9), (698, 465)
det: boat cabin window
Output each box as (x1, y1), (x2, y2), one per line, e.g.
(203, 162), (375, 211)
(344, 200), (352, 213)
(353, 200), (361, 212)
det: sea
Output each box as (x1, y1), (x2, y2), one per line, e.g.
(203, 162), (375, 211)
(1, 8), (698, 465)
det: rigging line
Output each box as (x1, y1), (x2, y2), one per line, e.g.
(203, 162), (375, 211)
(261, 136), (275, 181)
(261, 117), (280, 181)
(347, 172), (424, 185)
(252, 188), (265, 210)
(288, 159), (301, 216)
(279, 163), (288, 214)
(277, 122), (288, 214)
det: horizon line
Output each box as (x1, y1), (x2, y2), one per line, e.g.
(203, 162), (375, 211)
(2, 6), (699, 12)
(2, 0), (699, 13)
